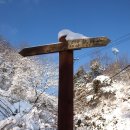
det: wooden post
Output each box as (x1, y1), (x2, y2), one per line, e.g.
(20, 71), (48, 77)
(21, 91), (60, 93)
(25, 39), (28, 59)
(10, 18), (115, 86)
(58, 50), (73, 130)
(58, 36), (74, 130)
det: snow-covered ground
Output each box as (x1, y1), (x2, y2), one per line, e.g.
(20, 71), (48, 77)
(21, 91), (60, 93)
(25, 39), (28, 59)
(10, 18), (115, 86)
(0, 89), (57, 130)
(74, 75), (130, 130)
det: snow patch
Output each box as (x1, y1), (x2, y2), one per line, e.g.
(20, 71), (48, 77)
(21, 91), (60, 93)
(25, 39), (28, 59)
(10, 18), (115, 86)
(94, 75), (112, 86)
(86, 95), (93, 102)
(58, 29), (90, 40)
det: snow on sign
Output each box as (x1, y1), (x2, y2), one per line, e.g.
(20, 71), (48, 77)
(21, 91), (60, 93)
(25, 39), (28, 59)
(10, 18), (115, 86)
(19, 29), (111, 130)
(58, 29), (89, 40)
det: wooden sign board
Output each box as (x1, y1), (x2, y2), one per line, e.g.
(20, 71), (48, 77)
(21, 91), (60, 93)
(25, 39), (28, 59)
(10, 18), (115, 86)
(19, 37), (110, 57)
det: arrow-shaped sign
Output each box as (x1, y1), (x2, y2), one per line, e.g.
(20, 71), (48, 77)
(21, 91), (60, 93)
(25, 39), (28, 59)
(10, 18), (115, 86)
(19, 37), (110, 57)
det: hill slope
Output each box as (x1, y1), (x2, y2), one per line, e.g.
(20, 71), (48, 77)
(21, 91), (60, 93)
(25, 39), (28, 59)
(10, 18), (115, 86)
(74, 71), (130, 130)
(0, 40), (58, 130)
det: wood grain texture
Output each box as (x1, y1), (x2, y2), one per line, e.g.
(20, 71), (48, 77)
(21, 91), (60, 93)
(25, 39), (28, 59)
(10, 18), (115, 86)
(19, 37), (110, 56)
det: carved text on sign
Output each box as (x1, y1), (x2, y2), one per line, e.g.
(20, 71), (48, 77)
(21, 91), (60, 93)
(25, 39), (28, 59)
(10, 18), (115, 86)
(19, 37), (110, 57)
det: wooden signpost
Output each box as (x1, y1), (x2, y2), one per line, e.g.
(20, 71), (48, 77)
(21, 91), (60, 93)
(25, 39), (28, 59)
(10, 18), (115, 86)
(19, 36), (110, 130)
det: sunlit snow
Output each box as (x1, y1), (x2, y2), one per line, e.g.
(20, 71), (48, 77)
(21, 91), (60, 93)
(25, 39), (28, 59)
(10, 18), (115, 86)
(58, 29), (90, 40)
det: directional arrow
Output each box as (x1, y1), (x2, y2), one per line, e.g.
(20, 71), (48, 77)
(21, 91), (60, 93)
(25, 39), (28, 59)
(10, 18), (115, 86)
(19, 37), (110, 57)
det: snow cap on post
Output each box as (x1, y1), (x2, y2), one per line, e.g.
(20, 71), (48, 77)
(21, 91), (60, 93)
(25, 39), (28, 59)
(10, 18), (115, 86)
(58, 29), (90, 41)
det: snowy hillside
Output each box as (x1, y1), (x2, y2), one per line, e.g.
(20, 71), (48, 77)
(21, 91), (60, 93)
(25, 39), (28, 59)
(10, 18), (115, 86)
(74, 70), (130, 130)
(0, 40), (58, 130)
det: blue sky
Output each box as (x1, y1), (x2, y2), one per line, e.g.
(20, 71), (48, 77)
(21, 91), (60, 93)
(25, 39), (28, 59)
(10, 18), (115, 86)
(0, 0), (130, 70)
